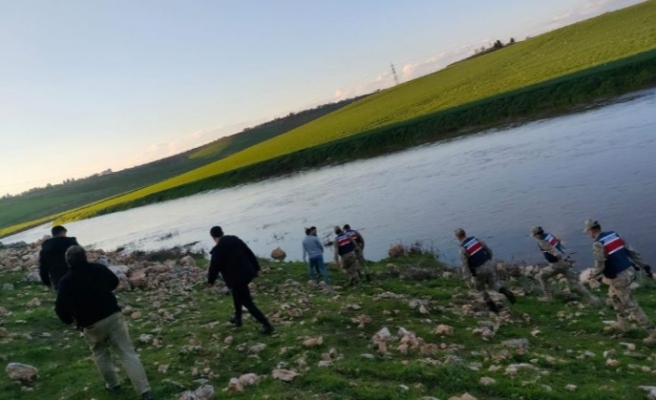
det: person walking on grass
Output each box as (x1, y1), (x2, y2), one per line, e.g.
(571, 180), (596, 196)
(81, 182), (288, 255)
(583, 219), (656, 343)
(343, 224), (371, 282)
(333, 226), (362, 286)
(455, 228), (516, 314)
(55, 246), (154, 400)
(530, 226), (601, 306)
(208, 226), (274, 335)
(303, 227), (329, 283)
(39, 225), (79, 291)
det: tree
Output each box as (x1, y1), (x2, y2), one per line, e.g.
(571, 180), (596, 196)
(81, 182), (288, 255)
(493, 40), (504, 50)
(509, 37), (516, 44)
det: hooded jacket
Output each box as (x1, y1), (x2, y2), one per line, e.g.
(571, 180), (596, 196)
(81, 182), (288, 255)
(55, 261), (121, 328)
(208, 235), (260, 288)
(39, 236), (79, 289)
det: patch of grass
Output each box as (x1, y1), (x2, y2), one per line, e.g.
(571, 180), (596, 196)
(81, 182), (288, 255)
(2, 254), (656, 400)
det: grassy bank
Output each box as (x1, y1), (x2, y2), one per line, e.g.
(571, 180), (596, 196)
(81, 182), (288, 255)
(52, 49), (656, 223)
(2, 1), (656, 237)
(0, 96), (366, 234)
(2, 253), (656, 400)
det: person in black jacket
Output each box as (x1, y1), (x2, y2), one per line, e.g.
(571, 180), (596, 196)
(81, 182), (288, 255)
(208, 226), (274, 335)
(56, 246), (154, 400)
(39, 225), (79, 290)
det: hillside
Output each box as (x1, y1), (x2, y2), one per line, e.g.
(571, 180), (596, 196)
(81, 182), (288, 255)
(0, 96), (366, 232)
(3, 1), (656, 237)
(2, 243), (656, 400)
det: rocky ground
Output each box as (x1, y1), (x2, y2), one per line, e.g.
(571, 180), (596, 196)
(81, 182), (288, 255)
(2, 239), (656, 400)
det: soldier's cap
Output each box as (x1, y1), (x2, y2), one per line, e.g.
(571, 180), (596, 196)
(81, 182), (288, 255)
(583, 219), (601, 232)
(454, 228), (466, 237)
(530, 226), (543, 236)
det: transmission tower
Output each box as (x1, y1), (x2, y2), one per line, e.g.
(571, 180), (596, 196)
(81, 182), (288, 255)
(390, 62), (400, 85)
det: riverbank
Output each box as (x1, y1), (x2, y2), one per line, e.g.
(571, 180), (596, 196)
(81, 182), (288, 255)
(3, 2), (656, 238)
(2, 241), (656, 399)
(51, 50), (656, 225)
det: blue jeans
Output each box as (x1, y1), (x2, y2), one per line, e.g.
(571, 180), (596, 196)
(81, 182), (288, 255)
(309, 255), (329, 283)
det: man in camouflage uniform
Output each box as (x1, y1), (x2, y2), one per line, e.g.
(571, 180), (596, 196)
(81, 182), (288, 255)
(584, 219), (656, 344)
(343, 224), (371, 282)
(334, 226), (362, 286)
(530, 226), (601, 306)
(456, 228), (516, 313)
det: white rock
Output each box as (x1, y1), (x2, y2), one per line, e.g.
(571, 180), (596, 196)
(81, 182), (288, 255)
(565, 384), (577, 392)
(5, 363), (38, 382)
(238, 373), (261, 386)
(502, 338), (529, 349)
(639, 386), (656, 400)
(194, 384), (215, 399)
(248, 343), (267, 354)
(479, 377), (496, 386)
(434, 324), (454, 336)
(271, 369), (300, 382)
(227, 378), (243, 392)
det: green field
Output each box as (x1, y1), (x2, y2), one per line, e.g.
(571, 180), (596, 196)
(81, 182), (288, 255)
(3, 1), (656, 237)
(3, 250), (656, 400)
(0, 96), (365, 235)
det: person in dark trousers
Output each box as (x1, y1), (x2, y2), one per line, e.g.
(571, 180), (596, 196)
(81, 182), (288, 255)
(56, 246), (154, 400)
(208, 226), (274, 335)
(39, 225), (79, 290)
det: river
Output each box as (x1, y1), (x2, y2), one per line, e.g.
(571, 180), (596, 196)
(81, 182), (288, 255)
(4, 89), (656, 268)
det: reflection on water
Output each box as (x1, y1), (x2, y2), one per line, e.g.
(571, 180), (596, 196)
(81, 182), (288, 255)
(5, 89), (656, 268)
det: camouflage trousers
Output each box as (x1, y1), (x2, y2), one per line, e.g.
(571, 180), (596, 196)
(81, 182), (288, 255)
(472, 262), (501, 302)
(608, 268), (654, 330)
(355, 250), (369, 274)
(340, 252), (360, 283)
(538, 261), (594, 299)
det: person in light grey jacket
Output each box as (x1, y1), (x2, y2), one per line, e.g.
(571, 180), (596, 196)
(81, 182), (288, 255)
(302, 227), (328, 283)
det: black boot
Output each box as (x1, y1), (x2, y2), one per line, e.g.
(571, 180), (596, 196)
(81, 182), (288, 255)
(499, 287), (516, 304)
(229, 315), (243, 327)
(105, 384), (121, 393)
(486, 299), (500, 314)
(260, 324), (275, 335)
(141, 391), (154, 400)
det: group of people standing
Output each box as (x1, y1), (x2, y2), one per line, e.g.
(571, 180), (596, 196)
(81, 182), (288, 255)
(33, 217), (656, 399)
(302, 224), (369, 286)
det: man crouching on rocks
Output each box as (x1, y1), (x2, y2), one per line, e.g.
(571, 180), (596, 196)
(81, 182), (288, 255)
(55, 246), (154, 400)
(208, 226), (274, 335)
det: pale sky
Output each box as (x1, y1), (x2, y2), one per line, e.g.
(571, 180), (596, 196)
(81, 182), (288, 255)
(0, 0), (644, 195)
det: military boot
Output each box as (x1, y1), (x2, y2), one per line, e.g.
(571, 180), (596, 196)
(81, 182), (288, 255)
(486, 299), (500, 314)
(604, 318), (631, 333)
(499, 287), (516, 304)
(229, 315), (243, 327)
(643, 330), (656, 345)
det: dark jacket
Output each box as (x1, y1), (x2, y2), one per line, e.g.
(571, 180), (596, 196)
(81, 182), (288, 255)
(208, 235), (260, 288)
(39, 236), (79, 289)
(55, 262), (121, 328)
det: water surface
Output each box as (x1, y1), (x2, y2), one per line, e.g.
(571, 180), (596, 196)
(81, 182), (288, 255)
(5, 89), (656, 268)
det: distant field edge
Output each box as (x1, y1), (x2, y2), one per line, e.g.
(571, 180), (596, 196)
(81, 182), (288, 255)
(2, 49), (656, 240)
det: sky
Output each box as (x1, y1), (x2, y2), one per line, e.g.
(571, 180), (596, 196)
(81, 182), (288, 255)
(0, 0), (645, 195)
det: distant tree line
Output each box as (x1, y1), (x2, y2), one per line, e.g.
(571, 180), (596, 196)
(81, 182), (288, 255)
(3, 169), (113, 199)
(472, 37), (517, 57)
